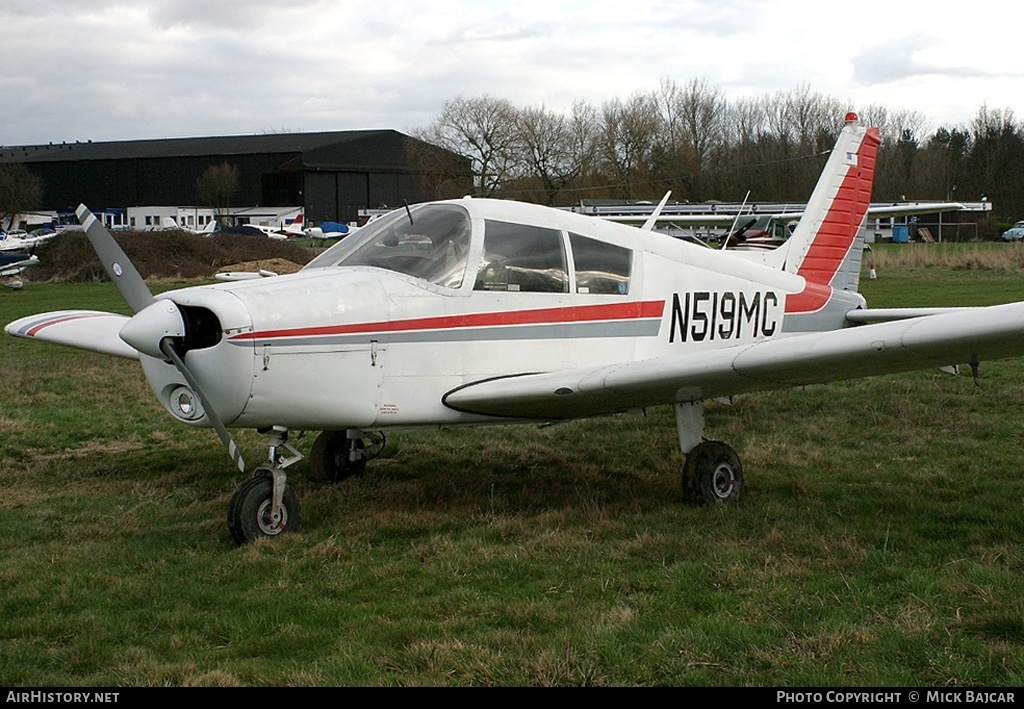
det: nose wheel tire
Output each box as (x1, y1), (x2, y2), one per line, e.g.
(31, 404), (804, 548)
(228, 474), (301, 544)
(682, 440), (742, 505)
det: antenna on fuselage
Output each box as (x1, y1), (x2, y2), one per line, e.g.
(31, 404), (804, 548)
(722, 190), (752, 250)
(641, 191), (672, 231)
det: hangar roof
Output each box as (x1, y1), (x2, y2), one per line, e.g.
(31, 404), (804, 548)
(0, 130), (414, 169)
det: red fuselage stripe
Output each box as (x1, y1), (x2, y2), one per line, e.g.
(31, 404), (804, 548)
(229, 300), (667, 342)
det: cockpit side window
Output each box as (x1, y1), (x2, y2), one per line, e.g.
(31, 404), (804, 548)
(569, 233), (631, 294)
(304, 205), (470, 289)
(474, 220), (568, 293)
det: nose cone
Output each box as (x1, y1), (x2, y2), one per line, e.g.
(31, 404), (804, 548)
(119, 301), (186, 359)
(132, 287), (257, 428)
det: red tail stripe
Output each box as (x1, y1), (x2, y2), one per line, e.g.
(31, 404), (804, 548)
(786, 127), (880, 314)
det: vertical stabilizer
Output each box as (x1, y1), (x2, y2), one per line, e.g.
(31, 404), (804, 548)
(774, 114), (879, 322)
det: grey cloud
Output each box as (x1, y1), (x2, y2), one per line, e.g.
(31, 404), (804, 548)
(852, 36), (992, 84)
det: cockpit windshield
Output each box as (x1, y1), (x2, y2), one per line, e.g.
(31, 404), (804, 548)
(304, 204), (471, 289)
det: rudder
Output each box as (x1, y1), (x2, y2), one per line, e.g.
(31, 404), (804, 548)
(776, 114), (880, 320)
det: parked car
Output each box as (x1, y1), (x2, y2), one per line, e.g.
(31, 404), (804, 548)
(1001, 226), (1024, 241)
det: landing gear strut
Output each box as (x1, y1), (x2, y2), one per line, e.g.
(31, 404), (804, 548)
(309, 429), (385, 483)
(227, 426), (304, 544)
(675, 401), (743, 505)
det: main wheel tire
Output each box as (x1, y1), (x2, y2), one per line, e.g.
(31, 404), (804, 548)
(309, 430), (373, 482)
(682, 440), (743, 505)
(227, 474), (301, 545)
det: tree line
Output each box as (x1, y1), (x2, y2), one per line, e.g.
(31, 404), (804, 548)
(412, 79), (1024, 228)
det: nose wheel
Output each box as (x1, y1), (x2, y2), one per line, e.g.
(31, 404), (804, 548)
(227, 426), (304, 545)
(227, 470), (301, 544)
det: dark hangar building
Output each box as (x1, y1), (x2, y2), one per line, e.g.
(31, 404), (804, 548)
(1, 130), (469, 225)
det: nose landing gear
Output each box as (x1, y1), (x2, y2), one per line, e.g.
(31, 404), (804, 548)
(227, 426), (304, 544)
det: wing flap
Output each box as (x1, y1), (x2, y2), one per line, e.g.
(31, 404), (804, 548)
(444, 302), (1024, 419)
(5, 310), (138, 359)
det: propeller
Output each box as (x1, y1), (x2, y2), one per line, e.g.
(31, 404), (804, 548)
(77, 204), (246, 472)
(76, 205), (154, 315)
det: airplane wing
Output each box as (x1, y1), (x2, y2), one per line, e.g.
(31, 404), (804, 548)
(603, 213), (751, 226)
(844, 307), (976, 324)
(0, 253), (38, 277)
(865, 202), (965, 218)
(602, 202), (965, 227)
(5, 310), (138, 359)
(214, 269), (278, 281)
(443, 302), (1024, 420)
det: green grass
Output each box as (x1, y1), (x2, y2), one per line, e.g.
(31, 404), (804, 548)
(1, 254), (1024, 686)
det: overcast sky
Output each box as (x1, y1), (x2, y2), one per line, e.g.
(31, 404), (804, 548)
(1, 0), (1020, 146)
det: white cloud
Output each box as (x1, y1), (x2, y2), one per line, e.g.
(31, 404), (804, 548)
(1, 0), (1021, 145)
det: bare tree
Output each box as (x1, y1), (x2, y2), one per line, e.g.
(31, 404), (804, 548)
(0, 163), (43, 231)
(407, 82), (1024, 221)
(784, 84), (844, 151)
(512, 103), (596, 204)
(860, 105), (931, 201)
(196, 162), (240, 222)
(657, 77), (727, 199)
(597, 92), (661, 199)
(415, 96), (519, 196)
(404, 136), (474, 201)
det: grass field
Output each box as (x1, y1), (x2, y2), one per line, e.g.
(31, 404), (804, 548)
(1, 247), (1023, 686)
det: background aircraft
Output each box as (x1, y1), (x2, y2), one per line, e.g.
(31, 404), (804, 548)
(0, 228), (58, 252)
(599, 199), (965, 251)
(7, 113), (1024, 545)
(284, 214), (360, 241)
(0, 250), (38, 289)
(164, 218), (218, 235)
(0, 250), (38, 276)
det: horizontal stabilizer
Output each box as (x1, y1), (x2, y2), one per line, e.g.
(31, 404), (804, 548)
(5, 310), (138, 359)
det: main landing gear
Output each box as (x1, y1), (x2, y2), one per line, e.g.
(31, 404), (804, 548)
(309, 429), (386, 483)
(675, 402), (743, 505)
(227, 426), (304, 544)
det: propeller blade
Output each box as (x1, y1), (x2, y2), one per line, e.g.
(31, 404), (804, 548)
(76, 204), (154, 314)
(160, 338), (246, 473)
(75, 204), (245, 473)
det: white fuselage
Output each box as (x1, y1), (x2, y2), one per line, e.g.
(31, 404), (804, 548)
(139, 198), (824, 433)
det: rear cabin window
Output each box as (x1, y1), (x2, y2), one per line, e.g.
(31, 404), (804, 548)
(569, 233), (632, 294)
(474, 221), (568, 293)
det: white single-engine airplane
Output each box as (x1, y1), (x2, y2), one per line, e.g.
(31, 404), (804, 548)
(8, 113), (1024, 544)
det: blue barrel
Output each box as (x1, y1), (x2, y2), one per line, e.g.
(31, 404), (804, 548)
(892, 225), (909, 243)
